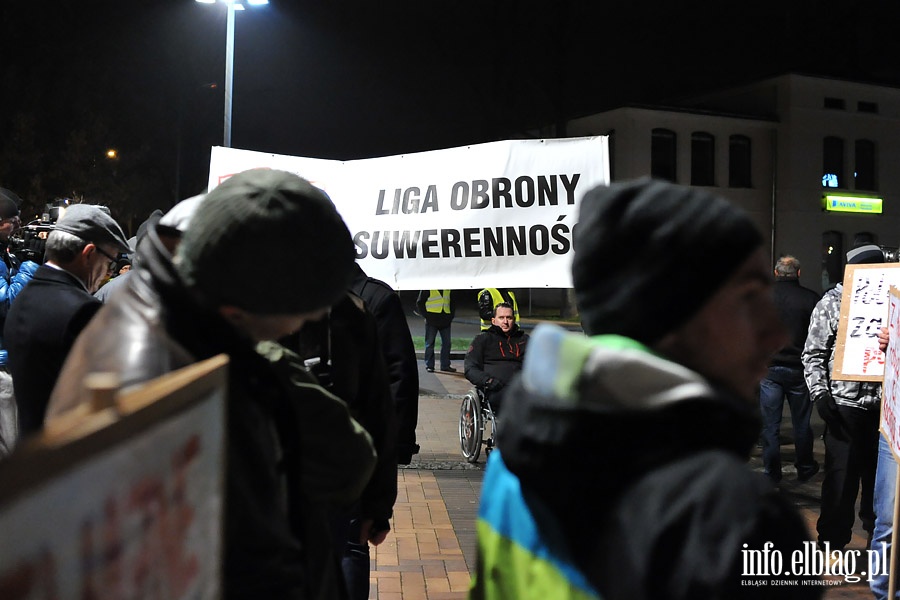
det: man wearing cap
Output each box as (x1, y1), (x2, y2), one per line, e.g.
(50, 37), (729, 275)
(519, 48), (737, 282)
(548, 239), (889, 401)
(45, 169), (376, 599)
(5, 204), (131, 437)
(471, 178), (819, 599)
(802, 243), (884, 552)
(0, 187), (38, 456)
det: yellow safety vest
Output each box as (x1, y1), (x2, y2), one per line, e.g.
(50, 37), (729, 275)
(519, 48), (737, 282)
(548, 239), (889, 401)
(425, 290), (452, 314)
(480, 288), (518, 330)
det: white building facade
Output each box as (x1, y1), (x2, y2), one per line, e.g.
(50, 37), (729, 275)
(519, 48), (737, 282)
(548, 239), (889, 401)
(566, 73), (900, 293)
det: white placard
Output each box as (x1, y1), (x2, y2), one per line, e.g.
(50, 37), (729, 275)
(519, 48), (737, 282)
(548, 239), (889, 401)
(834, 263), (900, 381)
(0, 361), (226, 600)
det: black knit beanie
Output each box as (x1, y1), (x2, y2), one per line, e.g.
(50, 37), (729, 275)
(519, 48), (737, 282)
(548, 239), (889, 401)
(0, 188), (21, 219)
(176, 168), (355, 314)
(573, 177), (763, 344)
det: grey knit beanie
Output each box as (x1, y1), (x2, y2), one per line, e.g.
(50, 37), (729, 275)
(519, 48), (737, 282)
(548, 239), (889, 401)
(573, 177), (763, 344)
(176, 168), (355, 314)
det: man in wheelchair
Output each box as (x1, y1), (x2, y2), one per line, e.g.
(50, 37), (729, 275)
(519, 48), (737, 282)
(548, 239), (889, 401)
(463, 301), (529, 416)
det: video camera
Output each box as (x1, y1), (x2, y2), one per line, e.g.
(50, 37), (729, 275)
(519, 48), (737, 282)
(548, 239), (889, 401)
(882, 246), (900, 263)
(8, 199), (71, 264)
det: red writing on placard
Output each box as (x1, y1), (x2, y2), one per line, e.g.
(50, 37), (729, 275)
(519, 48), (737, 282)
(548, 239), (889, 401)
(0, 435), (203, 599)
(862, 346), (886, 374)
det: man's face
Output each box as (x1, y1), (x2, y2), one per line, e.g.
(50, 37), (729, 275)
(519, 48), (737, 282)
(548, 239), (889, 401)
(653, 247), (788, 402)
(0, 215), (20, 243)
(85, 243), (118, 294)
(492, 307), (515, 333)
(219, 306), (329, 342)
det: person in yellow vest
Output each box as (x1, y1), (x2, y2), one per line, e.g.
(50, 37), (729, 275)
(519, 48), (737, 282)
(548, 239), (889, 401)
(477, 288), (518, 330)
(416, 289), (456, 373)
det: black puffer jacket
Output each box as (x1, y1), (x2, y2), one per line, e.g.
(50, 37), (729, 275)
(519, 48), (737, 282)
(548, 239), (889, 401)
(464, 324), (529, 390)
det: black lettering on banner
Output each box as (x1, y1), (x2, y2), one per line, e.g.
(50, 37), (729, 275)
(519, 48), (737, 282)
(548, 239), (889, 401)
(422, 185), (439, 213)
(441, 229), (462, 257)
(371, 231), (390, 259)
(472, 180), (490, 209)
(515, 176), (535, 207)
(422, 229), (440, 258)
(353, 231), (370, 258)
(352, 224), (576, 260)
(538, 176), (557, 206)
(850, 316), (865, 338)
(551, 222), (570, 255)
(492, 178), (512, 208)
(484, 228), (503, 257)
(374, 189), (395, 215)
(529, 225), (549, 255)
(393, 230), (421, 258)
(507, 226), (527, 255)
(374, 174), (582, 214)
(463, 228), (482, 257)
(402, 187), (421, 214)
(450, 182), (468, 210)
(561, 173), (581, 204)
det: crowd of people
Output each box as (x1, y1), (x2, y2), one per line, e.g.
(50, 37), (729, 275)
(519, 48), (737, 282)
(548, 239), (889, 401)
(1, 171), (898, 598)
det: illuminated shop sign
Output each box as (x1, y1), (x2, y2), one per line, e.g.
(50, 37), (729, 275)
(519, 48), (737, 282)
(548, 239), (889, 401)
(822, 194), (883, 214)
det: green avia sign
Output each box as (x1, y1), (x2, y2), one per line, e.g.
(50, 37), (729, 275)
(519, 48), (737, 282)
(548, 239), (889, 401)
(823, 194), (883, 214)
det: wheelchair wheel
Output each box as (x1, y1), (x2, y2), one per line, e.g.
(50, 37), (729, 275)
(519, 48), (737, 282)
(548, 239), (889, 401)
(459, 389), (483, 463)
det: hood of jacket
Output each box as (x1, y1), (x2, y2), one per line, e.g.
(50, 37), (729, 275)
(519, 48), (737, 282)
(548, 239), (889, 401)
(500, 323), (761, 517)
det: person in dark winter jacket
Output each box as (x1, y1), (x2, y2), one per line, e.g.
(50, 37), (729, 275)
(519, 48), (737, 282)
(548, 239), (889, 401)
(759, 255), (821, 483)
(471, 178), (821, 600)
(802, 243), (884, 552)
(284, 291), (397, 600)
(45, 169), (377, 600)
(464, 302), (528, 415)
(6, 204), (132, 437)
(351, 264), (420, 464)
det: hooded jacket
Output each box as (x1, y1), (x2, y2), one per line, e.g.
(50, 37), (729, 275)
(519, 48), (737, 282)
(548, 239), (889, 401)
(471, 324), (819, 600)
(802, 283), (882, 410)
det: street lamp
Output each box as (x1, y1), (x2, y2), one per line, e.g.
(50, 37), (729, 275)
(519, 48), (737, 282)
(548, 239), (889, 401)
(195, 0), (269, 148)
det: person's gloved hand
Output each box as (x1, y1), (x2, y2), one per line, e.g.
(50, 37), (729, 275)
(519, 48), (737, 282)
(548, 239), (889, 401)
(485, 377), (504, 392)
(815, 393), (847, 441)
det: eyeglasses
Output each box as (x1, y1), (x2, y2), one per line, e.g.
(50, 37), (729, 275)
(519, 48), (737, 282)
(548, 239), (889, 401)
(94, 245), (119, 271)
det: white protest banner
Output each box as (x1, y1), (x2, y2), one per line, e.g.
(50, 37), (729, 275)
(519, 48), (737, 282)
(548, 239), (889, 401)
(206, 137), (609, 290)
(834, 263), (900, 381)
(0, 356), (227, 600)
(882, 287), (900, 460)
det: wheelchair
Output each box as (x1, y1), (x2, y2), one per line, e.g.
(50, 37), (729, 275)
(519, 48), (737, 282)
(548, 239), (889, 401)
(458, 386), (498, 463)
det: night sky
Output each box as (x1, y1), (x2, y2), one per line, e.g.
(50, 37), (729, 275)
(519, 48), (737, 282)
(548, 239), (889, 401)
(1, 0), (899, 231)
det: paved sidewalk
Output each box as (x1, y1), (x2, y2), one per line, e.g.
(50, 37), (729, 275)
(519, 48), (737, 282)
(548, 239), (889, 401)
(371, 356), (875, 599)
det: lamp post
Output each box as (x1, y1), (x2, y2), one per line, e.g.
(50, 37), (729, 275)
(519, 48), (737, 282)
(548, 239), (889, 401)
(195, 0), (268, 148)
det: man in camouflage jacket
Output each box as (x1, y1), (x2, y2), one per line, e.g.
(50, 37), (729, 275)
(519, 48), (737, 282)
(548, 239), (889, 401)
(801, 244), (884, 550)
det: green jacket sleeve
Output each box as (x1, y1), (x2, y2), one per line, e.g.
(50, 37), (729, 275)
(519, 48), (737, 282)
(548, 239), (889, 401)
(257, 340), (377, 506)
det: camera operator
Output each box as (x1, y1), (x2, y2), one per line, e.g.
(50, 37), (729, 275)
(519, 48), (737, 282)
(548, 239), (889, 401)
(0, 188), (39, 458)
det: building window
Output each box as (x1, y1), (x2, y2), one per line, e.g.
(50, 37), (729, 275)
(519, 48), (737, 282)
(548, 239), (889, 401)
(855, 139), (877, 190)
(690, 132), (715, 186)
(822, 136), (844, 188)
(728, 135), (752, 188)
(651, 128), (676, 182)
(824, 97), (846, 110)
(858, 101), (879, 114)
